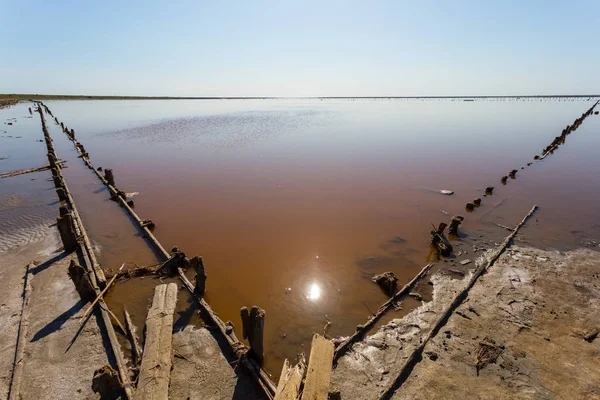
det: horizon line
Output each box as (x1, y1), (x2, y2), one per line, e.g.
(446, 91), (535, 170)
(2, 93), (600, 100)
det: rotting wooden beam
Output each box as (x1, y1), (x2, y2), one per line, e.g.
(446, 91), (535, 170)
(334, 262), (434, 361)
(301, 334), (334, 400)
(135, 283), (178, 400)
(274, 355), (306, 400)
(378, 205), (538, 400)
(0, 163), (62, 179)
(56, 212), (78, 252)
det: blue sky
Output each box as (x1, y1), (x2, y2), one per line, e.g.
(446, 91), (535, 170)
(1, 0), (599, 96)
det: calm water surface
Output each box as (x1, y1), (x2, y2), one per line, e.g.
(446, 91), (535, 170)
(28, 98), (600, 375)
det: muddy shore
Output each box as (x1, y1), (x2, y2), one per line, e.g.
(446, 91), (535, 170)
(332, 243), (600, 399)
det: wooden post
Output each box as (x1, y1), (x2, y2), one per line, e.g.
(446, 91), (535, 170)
(241, 306), (265, 364)
(48, 154), (57, 168)
(135, 283), (178, 400)
(448, 215), (464, 236)
(57, 213), (78, 251)
(301, 334), (334, 400)
(250, 306), (265, 364)
(104, 169), (115, 187)
(191, 256), (206, 297)
(241, 306), (250, 339)
(59, 202), (69, 216)
(56, 187), (67, 202)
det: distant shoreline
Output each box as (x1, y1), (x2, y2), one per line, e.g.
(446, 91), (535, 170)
(1, 94), (599, 101)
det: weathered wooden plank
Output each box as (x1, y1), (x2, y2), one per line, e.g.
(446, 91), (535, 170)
(135, 283), (178, 400)
(301, 334), (334, 400)
(274, 355), (306, 400)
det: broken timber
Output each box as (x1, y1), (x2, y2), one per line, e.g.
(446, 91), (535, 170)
(301, 334), (334, 400)
(378, 205), (538, 400)
(334, 262), (434, 360)
(0, 162), (63, 179)
(135, 283), (178, 400)
(274, 355), (306, 400)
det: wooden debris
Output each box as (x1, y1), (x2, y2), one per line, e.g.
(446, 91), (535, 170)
(135, 283), (178, 400)
(104, 169), (115, 186)
(59, 202), (69, 216)
(431, 222), (453, 256)
(156, 248), (190, 276)
(302, 334), (334, 400)
(495, 223), (514, 232)
(372, 271), (398, 296)
(80, 264), (125, 323)
(67, 260), (95, 301)
(460, 259), (472, 266)
(439, 189), (454, 195)
(191, 256), (206, 297)
(584, 329), (599, 342)
(92, 365), (124, 400)
(409, 292), (423, 301)
(56, 187), (67, 202)
(475, 337), (504, 376)
(448, 216), (464, 236)
(140, 219), (155, 229)
(104, 264), (160, 280)
(274, 354), (306, 400)
(56, 213), (78, 252)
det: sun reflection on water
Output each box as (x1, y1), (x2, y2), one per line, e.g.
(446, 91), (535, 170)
(307, 282), (321, 301)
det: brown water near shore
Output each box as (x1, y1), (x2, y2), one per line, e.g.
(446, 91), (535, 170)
(4, 99), (600, 377)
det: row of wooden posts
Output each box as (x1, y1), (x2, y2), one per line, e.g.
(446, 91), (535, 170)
(36, 104), (133, 397)
(42, 103), (326, 399)
(427, 100), (600, 251)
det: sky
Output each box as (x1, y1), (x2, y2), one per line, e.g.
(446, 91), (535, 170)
(1, 0), (599, 97)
